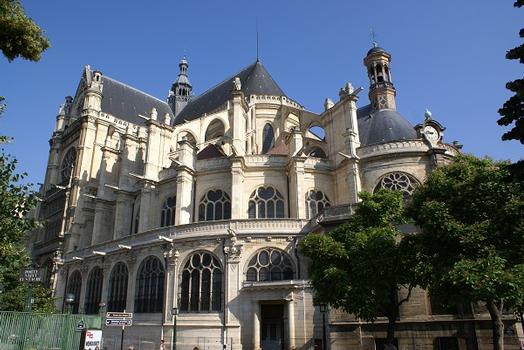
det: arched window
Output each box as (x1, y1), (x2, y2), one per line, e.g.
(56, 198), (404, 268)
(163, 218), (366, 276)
(161, 196), (176, 227)
(246, 248), (294, 282)
(107, 262), (128, 312)
(205, 119), (225, 141)
(198, 190), (231, 221)
(374, 172), (420, 198)
(66, 271), (82, 314)
(60, 147), (76, 183)
(133, 205), (140, 234)
(308, 147), (327, 158)
(135, 256), (165, 313)
(180, 252), (222, 312)
(84, 267), (103, 314)
(262, 123), (275, 154)
(178, 131), (196, 146)
(248, 186), (285, 219)
(306, 190), (331, 219)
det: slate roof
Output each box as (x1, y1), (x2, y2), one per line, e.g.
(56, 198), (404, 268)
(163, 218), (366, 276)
(100, 75), (174, 126)
(173, 60), (285, 125)
(357, 105), (418, 146)
(367, 46), (387, 56)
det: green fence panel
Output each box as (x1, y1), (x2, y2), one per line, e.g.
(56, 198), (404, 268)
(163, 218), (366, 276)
(0, 311), (100, 350)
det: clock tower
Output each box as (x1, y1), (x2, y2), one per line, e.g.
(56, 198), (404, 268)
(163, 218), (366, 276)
(364, 43), (397, 111)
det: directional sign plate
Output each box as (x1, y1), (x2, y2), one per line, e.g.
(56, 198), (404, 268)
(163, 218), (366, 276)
(106, 312), (133, 319)
(105, 318), (132, 327)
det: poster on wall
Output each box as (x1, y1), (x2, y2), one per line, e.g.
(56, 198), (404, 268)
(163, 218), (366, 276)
(83, 330), (103, 350)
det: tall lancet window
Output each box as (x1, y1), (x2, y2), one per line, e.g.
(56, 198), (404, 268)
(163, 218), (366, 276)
(180, 252), (223, 312)
(161, 196), (176, 227)
(107, 262), (128, 312)
(262, 123), (275, 154)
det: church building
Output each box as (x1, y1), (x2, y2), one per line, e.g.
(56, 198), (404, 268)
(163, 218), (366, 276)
(30, 44), (517, 350)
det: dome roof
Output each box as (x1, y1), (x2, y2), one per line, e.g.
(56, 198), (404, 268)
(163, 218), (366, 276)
(357, 106), (418, 146)
(366, 46), (387, 56)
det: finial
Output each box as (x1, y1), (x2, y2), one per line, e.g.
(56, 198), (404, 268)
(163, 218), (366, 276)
(424, 109), (432, 120)
(371, 28), (378, 48)
(256, 18), (260, 62)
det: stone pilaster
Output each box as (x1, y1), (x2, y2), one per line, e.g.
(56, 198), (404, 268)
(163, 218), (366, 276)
(174, 139), (196, 225)
(229, 87), (246, 156)
(289, 157), (307, 219)
(230, 159), (245, 219)
(224, 231), (243, 350)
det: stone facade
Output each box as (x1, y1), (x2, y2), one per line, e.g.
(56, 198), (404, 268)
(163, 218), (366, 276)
(28, 45), (520, 350)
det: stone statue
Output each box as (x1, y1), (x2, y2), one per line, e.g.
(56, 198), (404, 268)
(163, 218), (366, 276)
(233, 77), (242, 91)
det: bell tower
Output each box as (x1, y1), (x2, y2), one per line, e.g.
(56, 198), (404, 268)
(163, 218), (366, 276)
(168, 57), (193, 117)
(364, 44), (396, 111)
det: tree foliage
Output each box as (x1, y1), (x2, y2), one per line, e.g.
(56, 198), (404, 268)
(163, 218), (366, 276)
(0, 101), (54, 312)
(407, 155), (524, 350)
(498, 1), (524, 144)
(0, 0), (50, 62)
(301, 191), (421, 348)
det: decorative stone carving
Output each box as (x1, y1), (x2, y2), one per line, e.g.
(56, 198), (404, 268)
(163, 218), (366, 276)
(224, 228), (243, 262)
(233, 77), (242, 91)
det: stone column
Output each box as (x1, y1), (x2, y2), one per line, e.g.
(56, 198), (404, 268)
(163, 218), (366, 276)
(174, 139), (196, 225)
(342, 84), (362, 204)
(253, 302), (261, 350)
(287, 298), (296, 350)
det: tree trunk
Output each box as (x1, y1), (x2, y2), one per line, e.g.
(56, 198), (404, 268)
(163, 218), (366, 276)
(385, 285), (398, 350)
(486, 300), (504, 350)
(385, 316), (397, 350)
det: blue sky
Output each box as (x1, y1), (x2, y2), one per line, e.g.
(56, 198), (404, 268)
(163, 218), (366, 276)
(0, 0), (522, 185)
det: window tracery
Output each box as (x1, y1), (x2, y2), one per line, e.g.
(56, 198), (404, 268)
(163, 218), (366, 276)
(161, 196), (176, 227)
(84, 267), (103, 314)
(306, 190), (331, 219)
(179, 252), (222, 312)
(248, 186), (285, 219)
(246, 248), (294, 282)
(60, 147), (76, 183)
(374, 172), (419, 197)
(198, 190), (231, 221)
(135, 256), (165, 313)
(107, 262), (128, 312)
(67, 271), (82, 314)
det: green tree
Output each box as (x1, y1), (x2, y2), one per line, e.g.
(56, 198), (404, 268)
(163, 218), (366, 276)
(0, 0), (50, 61)
(407, 155), (524, 350)
(0, 100), (54, 312)
(498, 0), (524, 144)
(301, 191), (421, 349)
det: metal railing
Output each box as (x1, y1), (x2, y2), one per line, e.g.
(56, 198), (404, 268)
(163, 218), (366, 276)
(0, 311), (100, 350)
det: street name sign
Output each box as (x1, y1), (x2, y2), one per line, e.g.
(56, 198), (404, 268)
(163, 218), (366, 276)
(105, 318), (132, 327)
(106, 312), (132, 319)
(19, 269), (41, 283)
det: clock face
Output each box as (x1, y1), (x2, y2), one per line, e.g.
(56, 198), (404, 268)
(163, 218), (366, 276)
(423, 125), (439, 142)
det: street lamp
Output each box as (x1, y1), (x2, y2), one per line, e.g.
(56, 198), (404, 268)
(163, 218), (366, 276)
(172, 306), (179, 350)
(65, 293), (75, 314)
(319, 304), (327, 350)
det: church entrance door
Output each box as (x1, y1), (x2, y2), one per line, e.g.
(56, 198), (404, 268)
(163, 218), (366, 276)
(260, 304), (285, 350)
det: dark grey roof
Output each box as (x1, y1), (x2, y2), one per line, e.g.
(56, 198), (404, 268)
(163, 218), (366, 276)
(367, 46), (387, 56)
(357, 105), (418, 146)
(173, 60), (285, 125)
(100, 75), (174, 126)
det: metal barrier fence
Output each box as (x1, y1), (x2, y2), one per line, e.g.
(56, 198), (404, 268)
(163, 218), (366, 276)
(0, 311), (101, 350)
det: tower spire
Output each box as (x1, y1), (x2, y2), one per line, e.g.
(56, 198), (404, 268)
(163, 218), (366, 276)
(364, 45), (397, 111)
(168, 57), (193, 118)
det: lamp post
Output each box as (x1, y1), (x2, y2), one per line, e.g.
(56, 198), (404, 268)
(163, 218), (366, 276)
(172, 306), (178, 350)
(319, 304), (327, 350)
